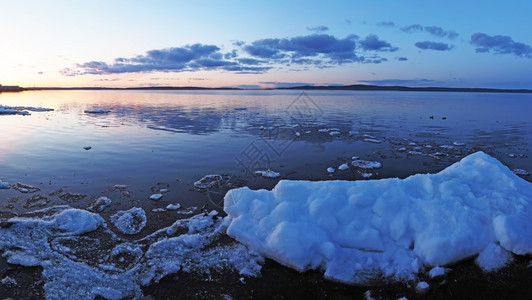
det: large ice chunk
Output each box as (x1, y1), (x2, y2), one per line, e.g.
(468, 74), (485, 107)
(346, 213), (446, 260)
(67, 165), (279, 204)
(224, 152), (532, 284)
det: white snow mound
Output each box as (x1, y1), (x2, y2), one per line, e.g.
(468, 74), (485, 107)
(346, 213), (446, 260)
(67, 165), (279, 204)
(224, 151), (532, 284)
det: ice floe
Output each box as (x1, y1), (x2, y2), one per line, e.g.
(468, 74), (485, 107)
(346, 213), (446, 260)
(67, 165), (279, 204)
(428, 266), (448, 278)
(0, 180), (10, 189)
(363, 138), (382, 143)
(110, 207), (147, 235)
(194, 174), (223, 189)
(87, 196), (112, 212)
(326, 167), (335, 173)
(0, 105), (53, 115)
(166, 203), (181, 210)
(224, 152), (532, 284)
(513, 169), (530, 176)
(351, 159), (382, 169)
(0, 207), (263, 299)
(84, 109), (111, 114)
(338, 163), (349, 171)
(255, 170), (280, 179)
(149, 193), (163, 201)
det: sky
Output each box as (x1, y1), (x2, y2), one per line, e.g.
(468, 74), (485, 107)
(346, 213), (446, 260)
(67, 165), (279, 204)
(1, 0), (532, 89)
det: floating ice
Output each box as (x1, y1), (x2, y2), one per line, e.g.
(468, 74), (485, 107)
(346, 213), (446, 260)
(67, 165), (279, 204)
(408, 150), (423, 155)
(0, 180), (10, 189)
(363, 138), (382, 143)
(327, 167), (335, 173)
(416, 281), (430, 294)
(428, 266), (448, 278)
(255, 170), (280, 179)
(329, 131), (341, 136)
(166, 203), (181, 210)
(351, 159), (382, 169)
(338, 163), (349, 171)
(224, 152), (532, 284)
(149, 194), (163, 201)
(84, 109), (111, 114)
(440, 145), (454, 150)
(360, 172), (373, 178)
(430, 152), (448, 159)
(397, 147), (407, 152)
(194, 174), (223, 189)
(110, 207), (147, 235)
(0, 106), (53, 113)
(453, 142), (465, 146)
(88, 196), (112, 212)
(295, 132), (301, 137)
(513, 169), (530, 176)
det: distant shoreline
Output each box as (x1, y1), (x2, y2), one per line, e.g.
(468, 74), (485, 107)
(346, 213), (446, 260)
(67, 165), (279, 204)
(11, 84), (532, 94)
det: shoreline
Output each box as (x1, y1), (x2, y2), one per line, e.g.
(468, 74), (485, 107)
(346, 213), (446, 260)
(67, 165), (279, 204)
(16, 84), (532, 94)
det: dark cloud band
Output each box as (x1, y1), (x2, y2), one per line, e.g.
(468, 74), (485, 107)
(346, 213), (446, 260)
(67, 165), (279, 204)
(61, 34), (399, 76)
(471, 33), (532, 58)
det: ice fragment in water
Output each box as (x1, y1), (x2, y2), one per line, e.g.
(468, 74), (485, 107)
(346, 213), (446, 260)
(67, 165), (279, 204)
(255, 170), (280, 178)
(110, 207), (147, 235)
(351, 159), (382, 169)
(149, 194), (163, 201)
(338, 163), (349, 171)
(194, 175), (223, 189)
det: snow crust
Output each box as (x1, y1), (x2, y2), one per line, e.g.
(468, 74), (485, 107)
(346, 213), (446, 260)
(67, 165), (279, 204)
(224, 152), (532, 284)
(0, 207), (263, 299)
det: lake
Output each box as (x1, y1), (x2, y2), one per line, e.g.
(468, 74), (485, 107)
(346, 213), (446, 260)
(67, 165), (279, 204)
(1, 89), (531, 215)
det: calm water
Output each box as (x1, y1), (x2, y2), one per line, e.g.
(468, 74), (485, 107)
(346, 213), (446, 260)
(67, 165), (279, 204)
(1, 89), (531, 215)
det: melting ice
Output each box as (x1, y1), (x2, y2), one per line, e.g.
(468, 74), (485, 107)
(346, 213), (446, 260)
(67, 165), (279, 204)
(224, 152), (532, 284)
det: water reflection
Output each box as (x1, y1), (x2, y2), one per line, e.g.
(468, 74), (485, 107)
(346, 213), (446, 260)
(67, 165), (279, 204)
(0, 90), (530, 198)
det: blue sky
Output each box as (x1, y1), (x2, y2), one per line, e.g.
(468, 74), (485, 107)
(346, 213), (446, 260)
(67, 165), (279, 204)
(1, 0), (532, 89)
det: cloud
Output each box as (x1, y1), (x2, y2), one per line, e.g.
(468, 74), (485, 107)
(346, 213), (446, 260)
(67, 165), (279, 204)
(471, 33), (532, 58)
(359, 34), (398, 52)
(401, 24), (423, 33)
(395, 57), (408, 61)
(61, 33), (400, 77)
(243, 34), (363, 64)
(424, 26), (459, 39)
(244, 33), (397, 64)
(401, 24), (458, 39)
(415, 41), (454, 51)
(307, 25), (329, 32)
(377, 21), (395, 28)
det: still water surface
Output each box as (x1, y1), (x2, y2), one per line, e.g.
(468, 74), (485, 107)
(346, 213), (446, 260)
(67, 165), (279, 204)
(1, 89), (530, 213)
